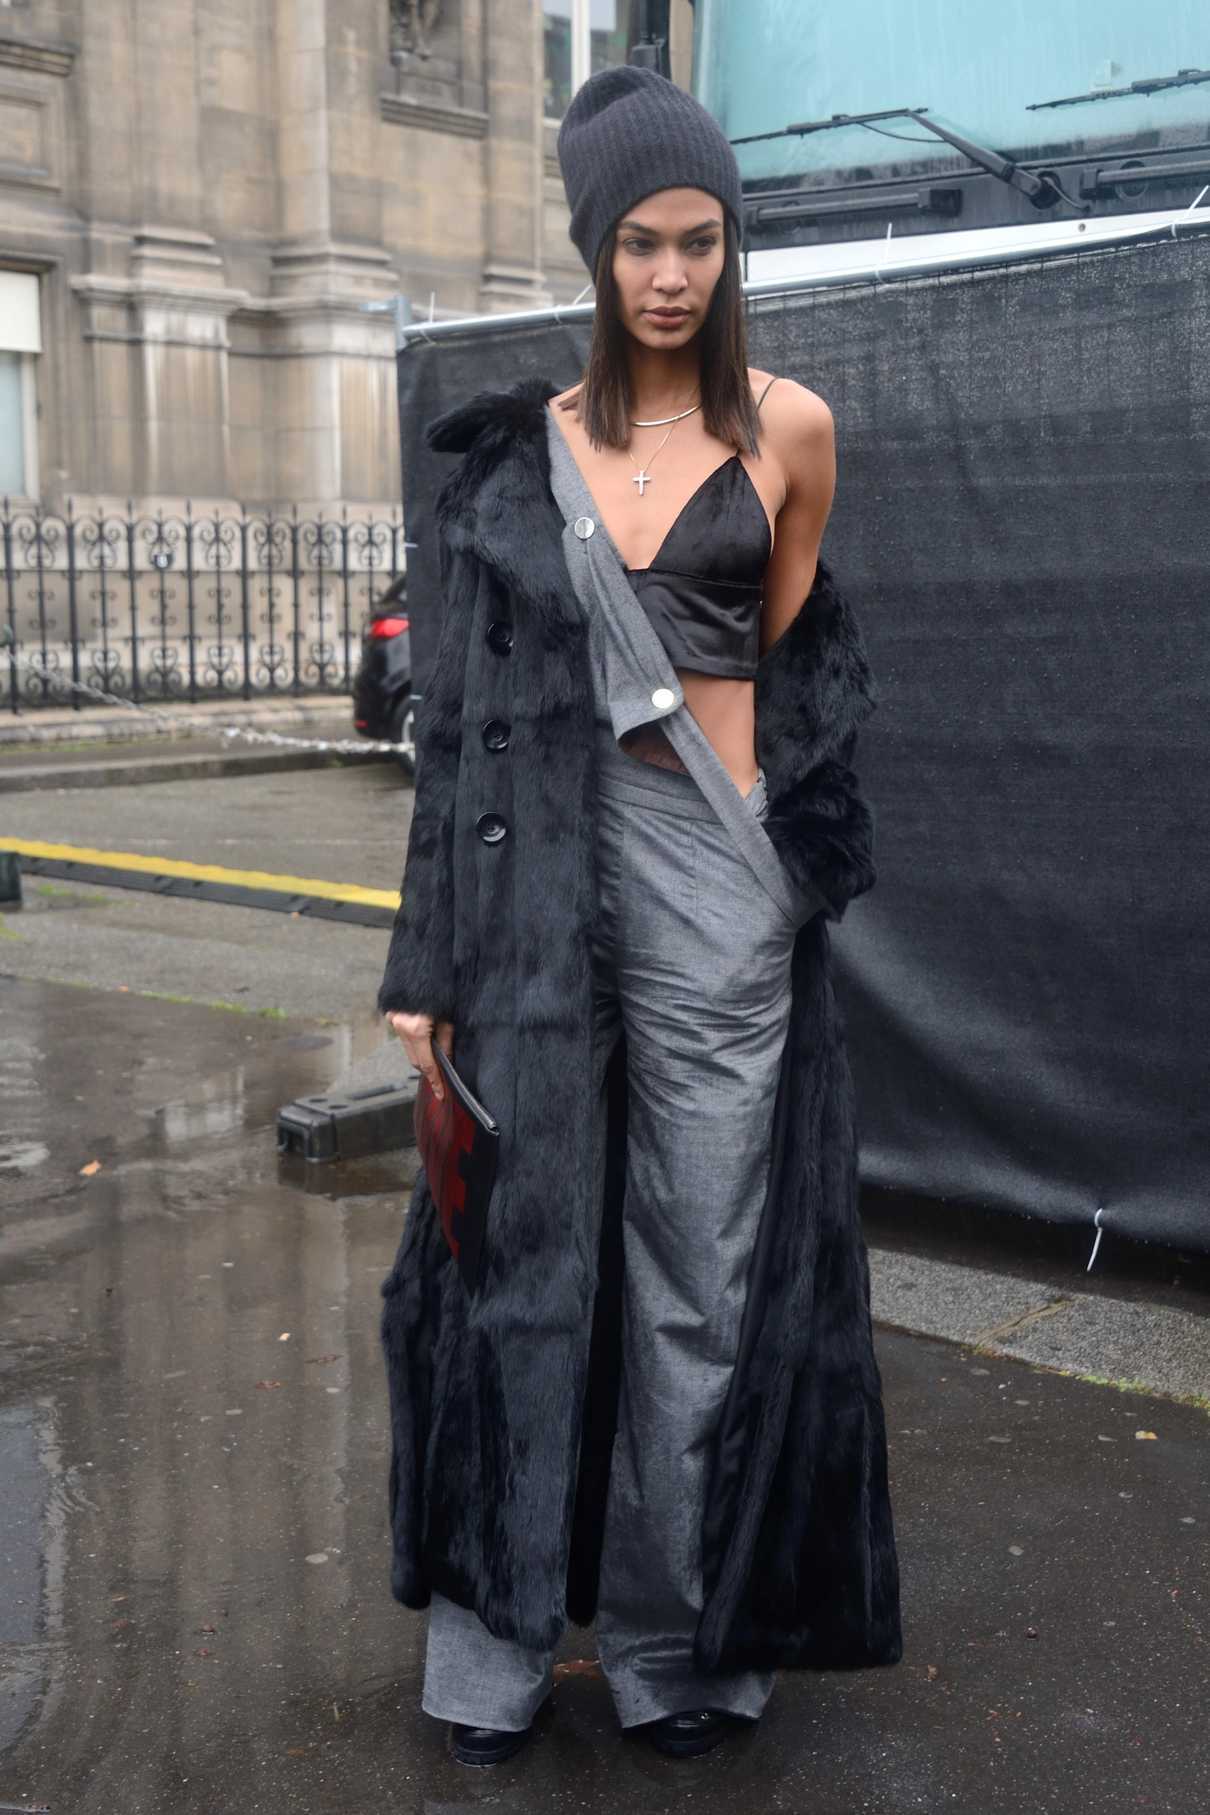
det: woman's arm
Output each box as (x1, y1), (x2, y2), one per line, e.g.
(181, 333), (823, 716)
(757, 382), (837, 657)
(752, 385), (878, 921)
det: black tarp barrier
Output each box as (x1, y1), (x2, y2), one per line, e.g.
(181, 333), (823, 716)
(395, 227), (1210, 1251)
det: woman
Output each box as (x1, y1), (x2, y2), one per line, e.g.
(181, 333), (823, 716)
(379, 65), (902, 1767)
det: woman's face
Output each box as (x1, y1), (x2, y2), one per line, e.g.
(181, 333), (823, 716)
(609, 186), (726, 352)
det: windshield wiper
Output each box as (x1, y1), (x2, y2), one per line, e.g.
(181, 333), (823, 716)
(1028, 65), (1210, 110)
(732, 107), (1087, 213)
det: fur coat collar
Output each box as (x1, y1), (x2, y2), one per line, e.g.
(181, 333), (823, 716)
(378, 374), (902, 1674)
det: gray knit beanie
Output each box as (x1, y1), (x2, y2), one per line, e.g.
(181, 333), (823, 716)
(556, 65), (743, 277)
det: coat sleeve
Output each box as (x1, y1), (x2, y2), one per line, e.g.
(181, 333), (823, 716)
(767, 728), (876, 923)
(375, 530), (476, 1023)
(756, 556), (879, 923)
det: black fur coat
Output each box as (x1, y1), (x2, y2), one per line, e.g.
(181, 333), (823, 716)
(377, 375), (902, 1674)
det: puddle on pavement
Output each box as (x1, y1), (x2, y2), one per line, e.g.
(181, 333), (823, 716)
(1, 974), (400, 1164)
(278, 1150), (415, 1200)
(0, 1139), (51, 1174)
(281, 1032), (338, 1051)
(0, 976), (426, 1810)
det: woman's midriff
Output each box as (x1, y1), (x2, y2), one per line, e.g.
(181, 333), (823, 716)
(618, 721), (689, 771)
(618, 669), (761, 797)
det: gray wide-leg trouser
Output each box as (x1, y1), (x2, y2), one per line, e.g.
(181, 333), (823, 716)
(422, 737), (800, 1731)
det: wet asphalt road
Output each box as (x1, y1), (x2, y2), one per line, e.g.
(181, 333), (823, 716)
(1, 973), (1207, 1814)
(0, 757), (412, 894)
(0, 762), (410, 1023)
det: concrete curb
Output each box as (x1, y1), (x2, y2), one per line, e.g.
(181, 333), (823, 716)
(0, 696), (357, 749)
(0, 743), (381, 793)
(868, 1246), (1210, 1410)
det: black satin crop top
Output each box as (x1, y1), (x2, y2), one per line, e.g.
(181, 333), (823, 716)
(624, 454), (772, 680)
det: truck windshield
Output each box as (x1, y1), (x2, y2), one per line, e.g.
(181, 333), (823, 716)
(694, 0), (1208, 187)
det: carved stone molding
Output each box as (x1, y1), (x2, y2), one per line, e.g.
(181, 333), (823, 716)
(70, 273), (252, 346)
(379, 92), (487, 138)
(0, 34), (77, 79)
(0, 74), (64, 191)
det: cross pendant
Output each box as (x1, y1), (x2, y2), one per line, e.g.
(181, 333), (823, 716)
(632, 469), (652, 496)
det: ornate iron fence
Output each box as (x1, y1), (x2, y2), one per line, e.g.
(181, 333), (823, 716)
(1, 498), (409, 712)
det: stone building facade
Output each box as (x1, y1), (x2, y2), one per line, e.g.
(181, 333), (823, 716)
(0, 0), (692, 516)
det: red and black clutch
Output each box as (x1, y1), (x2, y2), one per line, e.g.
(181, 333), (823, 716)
(412, 1043), (500, 1296)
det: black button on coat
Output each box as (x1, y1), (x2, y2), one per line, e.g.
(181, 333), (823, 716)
(376, 376), (903, 1676)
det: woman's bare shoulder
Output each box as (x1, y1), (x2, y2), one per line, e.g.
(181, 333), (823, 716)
(747, 367), (833, 430)
(747, 369), (835, 526)
(549, 380), (584, 412)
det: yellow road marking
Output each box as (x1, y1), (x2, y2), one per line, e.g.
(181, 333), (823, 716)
(1, 837), (398, 909)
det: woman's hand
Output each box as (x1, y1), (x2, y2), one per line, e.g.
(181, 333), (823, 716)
(386, 1011), (455, 1101)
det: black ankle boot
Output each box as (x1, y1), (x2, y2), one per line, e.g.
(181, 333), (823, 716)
(646, 1707), (747, 1758)
(449, 1719), (535, 1766)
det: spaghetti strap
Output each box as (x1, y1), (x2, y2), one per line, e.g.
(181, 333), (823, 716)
(756, 375), (778, 411)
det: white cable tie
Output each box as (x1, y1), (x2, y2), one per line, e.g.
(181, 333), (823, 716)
(1172, 184), (1210, 236)
(1086, 1205), (1106, 1273)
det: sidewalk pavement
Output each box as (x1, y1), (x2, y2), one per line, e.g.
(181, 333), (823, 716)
(0, 974), (1206, 1813)
(0, 697), (394, 791)
(0, 694), (361, 747)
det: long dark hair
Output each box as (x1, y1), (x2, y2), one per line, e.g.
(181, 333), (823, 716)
(559, 209), (761, 456)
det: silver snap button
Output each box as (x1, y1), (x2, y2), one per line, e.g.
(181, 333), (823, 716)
(574, 515), (595, 539)
(650, 686), (675, 710)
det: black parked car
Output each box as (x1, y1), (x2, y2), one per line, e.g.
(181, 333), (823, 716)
(353, 573), (414, 776)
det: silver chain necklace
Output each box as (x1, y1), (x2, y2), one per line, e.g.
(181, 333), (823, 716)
(630, 399), (701, 427)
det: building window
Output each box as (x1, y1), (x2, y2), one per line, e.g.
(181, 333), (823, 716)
(0, 273), (41, 501)
(0, 354), (25, 497)
(544, 0), (631, 122)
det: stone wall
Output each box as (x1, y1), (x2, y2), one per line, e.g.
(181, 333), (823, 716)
(0, 0), (695, 513)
